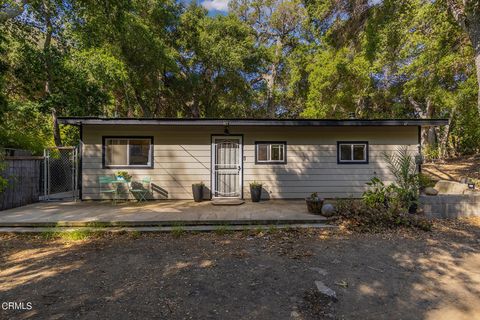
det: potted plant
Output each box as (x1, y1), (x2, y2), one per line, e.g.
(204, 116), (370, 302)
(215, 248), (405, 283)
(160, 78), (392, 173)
(250, 181), (262, 202)
(192, 182), (204, 202)
(394, 185), (419, 214)
(116, 171), (132, 182)
(305, 192), (324, 214)
(406, 190), (419, 214)
(408, 199), (418, 214)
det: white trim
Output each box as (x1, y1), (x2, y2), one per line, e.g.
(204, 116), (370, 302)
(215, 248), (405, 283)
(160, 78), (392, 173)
(211, 135), (243, 199)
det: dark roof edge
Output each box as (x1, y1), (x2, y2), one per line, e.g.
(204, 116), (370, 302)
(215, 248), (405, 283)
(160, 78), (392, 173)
(58, 117), (449, 127)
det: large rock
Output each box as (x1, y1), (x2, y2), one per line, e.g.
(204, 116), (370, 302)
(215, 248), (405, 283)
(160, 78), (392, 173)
(321, 203), (335, 217)
(424, 187), (438, 196)
(315, 281), (337, 301)
(434, 180), (468, 195)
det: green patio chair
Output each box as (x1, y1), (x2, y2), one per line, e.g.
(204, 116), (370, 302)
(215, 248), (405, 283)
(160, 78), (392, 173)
(128, 177), (151, 203)
(99, 176), (118, 205)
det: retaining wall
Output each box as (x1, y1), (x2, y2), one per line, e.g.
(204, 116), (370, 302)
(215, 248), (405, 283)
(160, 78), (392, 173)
(420, 194), (480, 218)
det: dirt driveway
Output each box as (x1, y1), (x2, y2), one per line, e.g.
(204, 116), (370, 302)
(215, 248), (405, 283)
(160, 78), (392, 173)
(1, 220), (479, 320)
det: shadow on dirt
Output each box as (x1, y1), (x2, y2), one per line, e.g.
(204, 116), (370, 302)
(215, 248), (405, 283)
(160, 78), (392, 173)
(0, 220), (479, 319)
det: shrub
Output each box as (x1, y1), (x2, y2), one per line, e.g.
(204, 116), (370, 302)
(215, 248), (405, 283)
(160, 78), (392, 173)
(0, 153), (7, 193)
(346, 147), (432, 232)
(336, 198), (432, 232)
(418, 173), (435, 190)
(362, 177), (395, 208)
(116, 171), (132, 181)
(470, 178), (479, 186)
(382, 146), (420, 210)
(172, 225), (186, 237)
(307, 192), (322, 201)
(41, 228), (100, 241)
(250, 181), (262, 188)
(214, 225), (232, 235)
(422, 144), (440, 161)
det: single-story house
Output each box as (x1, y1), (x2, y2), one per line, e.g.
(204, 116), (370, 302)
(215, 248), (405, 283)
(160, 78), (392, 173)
(58, 117), (448, 201)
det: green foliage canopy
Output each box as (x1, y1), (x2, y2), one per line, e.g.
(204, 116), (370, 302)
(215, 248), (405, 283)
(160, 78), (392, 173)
(0, 0), (478, 155)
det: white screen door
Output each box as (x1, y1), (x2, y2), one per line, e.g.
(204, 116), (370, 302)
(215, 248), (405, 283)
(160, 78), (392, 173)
(212, 136), (243, 198)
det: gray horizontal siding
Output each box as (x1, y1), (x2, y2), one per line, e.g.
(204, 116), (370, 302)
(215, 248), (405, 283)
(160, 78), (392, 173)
(81, 125), (418, 199)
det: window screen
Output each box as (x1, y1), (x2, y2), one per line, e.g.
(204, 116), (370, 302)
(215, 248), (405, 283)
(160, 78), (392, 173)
(104, 137), (152, 167)
(338, 142), (368, 163)
(255, 142), (286, 164)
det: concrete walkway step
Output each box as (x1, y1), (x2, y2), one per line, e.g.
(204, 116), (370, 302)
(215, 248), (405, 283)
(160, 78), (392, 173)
(0, 217), (330, 228)
(0, 223), (337, 233)
(211, 199), (245, 206)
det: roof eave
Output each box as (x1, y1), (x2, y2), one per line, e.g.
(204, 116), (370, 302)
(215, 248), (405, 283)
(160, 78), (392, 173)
(57, 117), (449, 127)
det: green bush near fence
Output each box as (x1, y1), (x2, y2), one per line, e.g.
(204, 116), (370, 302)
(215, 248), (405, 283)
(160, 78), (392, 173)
(0, 154), (8, 193)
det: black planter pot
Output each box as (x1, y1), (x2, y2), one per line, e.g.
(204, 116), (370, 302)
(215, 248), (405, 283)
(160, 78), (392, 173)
(192, 184), (204, 202)
(306, 198), (324, 214)
(408, 203), (418, 214)
(250, 186), (262, 202)
(408, 195), (418, 214)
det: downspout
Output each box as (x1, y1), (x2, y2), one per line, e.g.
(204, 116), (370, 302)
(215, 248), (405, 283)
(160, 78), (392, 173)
(417, 125), (422, 174)
(78, 122), (83, 200)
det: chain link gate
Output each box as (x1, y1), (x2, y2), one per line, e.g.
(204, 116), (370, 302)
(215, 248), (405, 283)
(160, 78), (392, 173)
(42, 147), (79, 201)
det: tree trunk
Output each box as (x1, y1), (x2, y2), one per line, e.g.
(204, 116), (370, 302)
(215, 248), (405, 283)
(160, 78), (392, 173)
(465, 15), (480, 115)
(51, 108), (62, 147)
(438, 107), (456, 158)
(409, 97), (437, 147)
(438, 122), (451, 158)
(446, 0), (480, 115)
(424, 99), (436, 146)
(190, 98), (200, 118)
(266, 37), (283, 117)
(44, 18), (52, 95)
(133, 86), (151, 117)
(42, 1), (62, 147)
(122, 81), (134, 117)
(473, 31), (480, 115)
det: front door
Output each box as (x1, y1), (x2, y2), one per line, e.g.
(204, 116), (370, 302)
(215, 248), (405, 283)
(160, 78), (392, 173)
(212, 136), (243, 198)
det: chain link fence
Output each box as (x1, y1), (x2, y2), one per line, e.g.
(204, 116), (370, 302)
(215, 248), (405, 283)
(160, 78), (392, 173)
(42, 147), (78, 201)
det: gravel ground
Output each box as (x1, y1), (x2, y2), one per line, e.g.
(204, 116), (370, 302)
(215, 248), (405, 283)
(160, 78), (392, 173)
(1, 219), (479, 320)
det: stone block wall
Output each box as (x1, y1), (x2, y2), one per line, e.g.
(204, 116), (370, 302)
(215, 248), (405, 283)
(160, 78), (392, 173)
(420, 194), (480, 218)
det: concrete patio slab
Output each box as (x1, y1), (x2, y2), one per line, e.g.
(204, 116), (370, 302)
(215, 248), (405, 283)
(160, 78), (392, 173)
(0, 200), (328, 227)
(0, 223), (336, 233)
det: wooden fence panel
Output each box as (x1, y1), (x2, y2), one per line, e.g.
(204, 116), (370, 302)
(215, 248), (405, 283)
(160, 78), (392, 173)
(0, 157), (43, 211)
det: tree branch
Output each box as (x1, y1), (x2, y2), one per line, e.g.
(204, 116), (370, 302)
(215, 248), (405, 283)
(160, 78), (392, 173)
(446, 0), (467, 31)
(0, 0), (27, 22)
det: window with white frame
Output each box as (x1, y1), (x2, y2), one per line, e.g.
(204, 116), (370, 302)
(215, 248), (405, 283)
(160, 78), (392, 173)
(255, 142), (286, 164)
(104, 137), (153, 168)
(337, 142), (368, 163)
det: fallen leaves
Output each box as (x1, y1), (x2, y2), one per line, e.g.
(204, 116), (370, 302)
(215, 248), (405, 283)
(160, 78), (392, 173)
(199, 259), (215, 268)
(334, 280), (348, 288)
